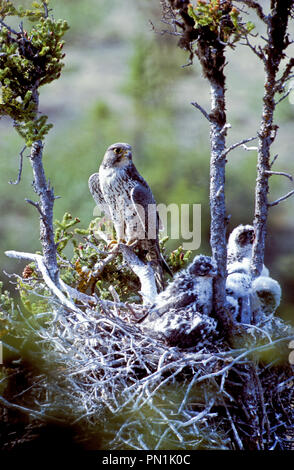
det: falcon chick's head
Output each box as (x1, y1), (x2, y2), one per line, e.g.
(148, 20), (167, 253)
(227, 224), (255, 263)
(102, 142), (132, 169)
(188, 254), (218, 278)
(229, 224), (255, 250)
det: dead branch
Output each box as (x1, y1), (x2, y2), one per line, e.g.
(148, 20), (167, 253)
(29, 140), (59, 285)
(25, 198), (46, 219)
(251, 0), (293, 278)
(275, 84), (294, 106)
(241, 35), (265, 62)
(191, 101), (212, 122)
(265, 170), (293, 182)
(270, 154), (279, 168)
(268, 189), (294, 207)
(233, 0), (268, 24)
(223, 136), (258, 156)
(275, 58), (294, 92)
(5, 250), (84, 316)
(8, 146), (27, 185)
(5, 244), (157, 309)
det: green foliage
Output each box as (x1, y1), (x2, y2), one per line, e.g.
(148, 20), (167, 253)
(168, 244), (192, 270)
(54, 212), (80, 253)
(54, 213), (191, 303)
(0, 212), (193, 370)
(0, 0), (292, 324)
(188, 0), (255, 45)
(0, 277), (49, 363)
(0, 280), (14, 314)
(0, 0), (18, 18)
(0, 281), (13, 347)
(0, 0), (69, 145)
(6, 212), (192, 313)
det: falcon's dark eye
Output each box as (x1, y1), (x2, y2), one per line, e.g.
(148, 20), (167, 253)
(113, 147), (122, 155)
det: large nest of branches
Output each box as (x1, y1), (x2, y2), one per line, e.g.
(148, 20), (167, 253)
(1, 279), (294, 450)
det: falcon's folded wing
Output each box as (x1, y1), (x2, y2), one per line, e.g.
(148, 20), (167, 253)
(130, 183), (159, 237)
(88, 173), (111, 218)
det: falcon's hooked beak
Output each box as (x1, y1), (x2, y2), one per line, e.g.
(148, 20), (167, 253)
(113, 147), (132, 167)
(122, 149), (132, 160)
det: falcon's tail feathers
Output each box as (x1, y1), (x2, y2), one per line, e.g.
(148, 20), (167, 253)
(160, 254), (173, 278)
(149, 256), (172, 293)
(143, 239), (172, 292)
(150, 261), (165, 293)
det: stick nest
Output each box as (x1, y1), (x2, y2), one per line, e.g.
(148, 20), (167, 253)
(1, 284), (294, 450)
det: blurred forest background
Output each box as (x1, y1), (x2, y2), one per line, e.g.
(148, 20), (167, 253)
(0, 0), (293, 322)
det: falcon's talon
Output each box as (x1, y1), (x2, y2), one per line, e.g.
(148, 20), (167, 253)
(108, 239), (127, 250)
(126, 239), (139, 247)
(107, 240), (117, 248)
(107, 240), (118, 250)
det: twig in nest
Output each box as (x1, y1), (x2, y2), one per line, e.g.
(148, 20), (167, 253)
(109, 285), (120, 304)
(0, 395), (64, 423)
(5, 250), (85, 317)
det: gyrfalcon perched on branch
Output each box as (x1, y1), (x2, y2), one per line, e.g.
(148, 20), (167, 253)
(88, 142), (171, 291)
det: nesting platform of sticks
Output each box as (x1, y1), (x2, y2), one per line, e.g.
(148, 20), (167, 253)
(1, 246), (294, 450)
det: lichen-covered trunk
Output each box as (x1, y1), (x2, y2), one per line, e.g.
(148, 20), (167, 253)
(251, 77), (275, 278)
(30, 141), (59, 285)
(209, 80), (228, 330)
(251, 0), (292, 278)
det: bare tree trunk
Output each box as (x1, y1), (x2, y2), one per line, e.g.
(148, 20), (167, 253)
(251, 0), (293, 277)
(21, 86), (60, 285)
(209, 80), (229, 330)
(194, 32), (230, 331)
(29, 141), (59, 285)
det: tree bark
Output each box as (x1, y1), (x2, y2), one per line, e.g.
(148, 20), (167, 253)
(251, 0), (293, 277)
(209, 80), (229, 330)
(195, 34), (229, 331)
(29, 141), (59, 285)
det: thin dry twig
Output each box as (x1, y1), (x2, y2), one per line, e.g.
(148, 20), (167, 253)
(265, 170), (293, 182)
(8, 146), (27, 185)
(223, 136), (258, 156)
(191, 101), (212, 122)
(268, 189), (294, 207)
(234, 0), (268, 23)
